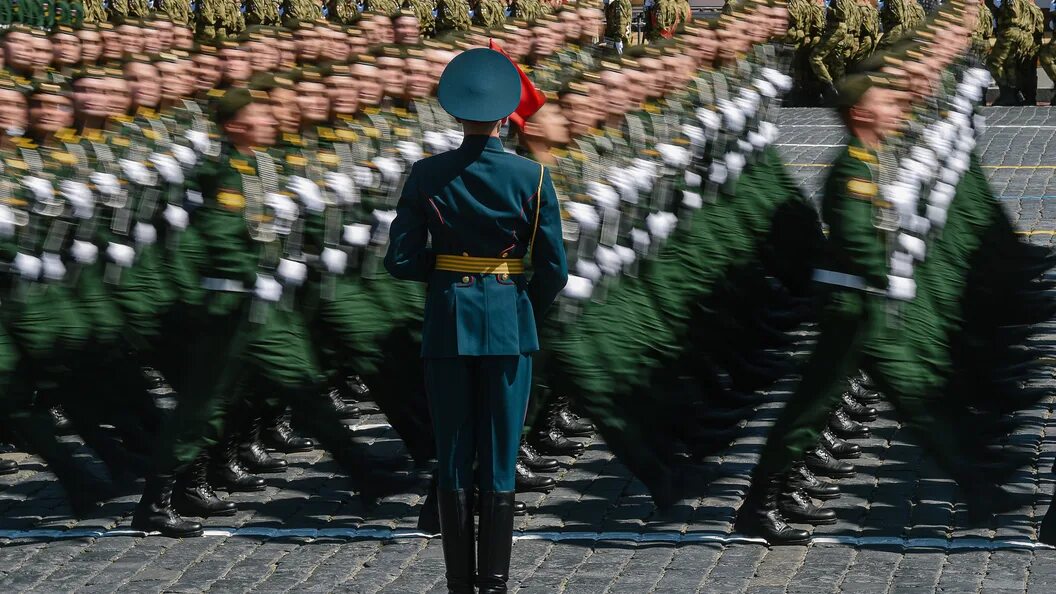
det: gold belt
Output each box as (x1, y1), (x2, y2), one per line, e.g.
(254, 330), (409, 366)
(435, 255), (525, 275)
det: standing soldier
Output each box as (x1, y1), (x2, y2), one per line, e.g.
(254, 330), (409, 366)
(852, 0), (881, 68)
(988, 0), (1036, 105)
(971, 0), (995, 59)
(1039, 13), (1056, 105)
(474, 0), (509, 29)
(247, 0), (282, 26)
(604, 0), (632, 53)
(1017, 0), (1045, 104)
(810, 0), (862, 103)
(879, 0), (925, 48)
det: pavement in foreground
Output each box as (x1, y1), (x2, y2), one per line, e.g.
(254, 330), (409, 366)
(4, 108), (1056, 593)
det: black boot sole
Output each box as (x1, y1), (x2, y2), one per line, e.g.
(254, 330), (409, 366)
(829, 428), (870, 440)
(173, 504), (238, 518)
(131, 520), (204, 538)
(782, 512), (837, 525)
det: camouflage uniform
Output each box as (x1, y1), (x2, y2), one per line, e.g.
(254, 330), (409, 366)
(160, 0), (193, 24)
(282, 0), (324, 21)
(246, 0), (281, 25)
(408, 0), (438, 36)
(364, 0), (401, 15)
(81, 0), (106, 22)
(436, 0), (472, 32)
(852, 1), (881, 66)
(604, 0), (632, 49)
(512, 0), (544, 22)
(988, 0), (1037, 101)
(879, 0), (924, 47)
(809, 0), (861, 89)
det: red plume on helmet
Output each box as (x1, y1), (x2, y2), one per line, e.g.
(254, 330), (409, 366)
(488, 39), (547, 130)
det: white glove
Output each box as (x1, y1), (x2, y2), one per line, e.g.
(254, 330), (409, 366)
(288, 176), (325, 213)
(150, 153), (184, 185)
(630, 228), (651, 253)
(185, 130), (212, 154)
(586, 181), (619, 210)
(655, 144), (691, 168)
(646, 212), (677, 240)
(681, 125), (705, 147)
(761, 67), (793, 92)
(134, 222), (157, 246)
(685, 171), (702, 188)
(71, 240), (98, 264)
(682, 191), (703, 209)
(277, 258), (307, 287)
(725, 152), (746, 176)
(373, 157), (403, 185)
(353, 166), (376, 188)
(324, 172), (356, 204)
(887, 275), (916, 301)
(22, 176), (54, 202)
(14, 253), (41, 280)
(561, 275), (594, 300)
(89, 172), (120, 197)
(41, 253), (65, 281)
(594, 246), (622, 276)
(107, 242), (135, 267)
(396, 141), (424, 164)
(718, 100), (745, 133)
(0, 204), (14, 239)
(759, 121), (779, 145)
(755, 79), (778, 99)
(164, 204), (189, 230)
(565, 202), (600, 231)
(575, 259), (602, 283)
(321, 247), (347, 274)
(443, 129), (463, 149)
(172, 144), (197, 168)
(265, 193), (298, 221)
(343, 223), (372, 247)
(424, 131), (449, 154)
(254, 274), (282, 302)
(926, 204), (948, 228)
(696, 108), (720, 132)
(948, 154), (969, 175)
(898, 233), (926, 261)
(59, 180), (94, 219)
(748, 131), (766, 150)
(120, 159), (155, 186)
(709, 162), (728, 185)
(632, 158), (658, 182)
(372, 209), (397, 244)
(186, 189), (204, 205)
(890, 252), (914, 278)
(614, 245), (635, 266)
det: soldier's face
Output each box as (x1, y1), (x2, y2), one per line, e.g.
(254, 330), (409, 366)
(77, 31), (104, 64)
(0, 89), (28, 132)
(561, 93), (595, 138)
(119, 25), (144, 56)
(126, 62), (161, 110)
(353, 65), (383, 106)
(578, 8), (603, 39)
(394, 16), (420, 45)
(697, 30), (718, 63)
(856, 87), (906, 137)
(527, 103), (570, 146)
(369, 16), (395, 45)
(326, 76), (358, 116)
(600, 71), (626, 117)
(29, 92), (74, 133)
(250, 42), (281, 73)
(73, 77), (111, 119)
(173, 27), (194, 50)
(52, 33), (81, 66)
(346, 35), (366, 58)
(278, 40), (298, 67)
(296, 82), (330, 125)
(104, 76), (132, 116)
(501, 31), (526, 62)
(101, 30), (124, 60)
(194, 55), (223, 92)
(269, 88), (301, 133)
(222, 49), (253, 85)
(158, 61), (192, 101)
(4, 33), (34, 72)
(378, 57), (406, 98)
(228, 102), (277, 148)
(324, 31), (350, 63)
(144, 27), (164, 54)
(559, 13), (581, 42)
(639, 58), (666, 99)
(154, 21), (174, 50)
(30, 36), (53, 70)
(295, 31), (321, 63)
(531, 27), (559, 58)
(404, 59), (432, 99)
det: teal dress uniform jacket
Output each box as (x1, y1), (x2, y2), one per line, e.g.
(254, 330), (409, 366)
(384, 135), (569, 358)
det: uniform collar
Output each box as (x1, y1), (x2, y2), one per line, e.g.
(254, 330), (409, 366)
(459, 135), (504, 153)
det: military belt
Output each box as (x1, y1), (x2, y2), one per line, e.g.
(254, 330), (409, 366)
(435, 255), (525, 275)
(812, 269), (867, 291)
(201, 277), (248, 292)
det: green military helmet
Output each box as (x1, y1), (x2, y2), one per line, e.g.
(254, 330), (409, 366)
(833, 71), (897, 109)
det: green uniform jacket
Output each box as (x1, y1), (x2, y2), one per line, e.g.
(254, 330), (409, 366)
(385, 135), (568, 357)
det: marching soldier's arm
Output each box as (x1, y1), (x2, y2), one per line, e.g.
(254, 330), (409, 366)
(526, 167), (569, 318)
(194, 163), (261, 286)
(384, 162), (435, 282)
(824, 158), (888, 290)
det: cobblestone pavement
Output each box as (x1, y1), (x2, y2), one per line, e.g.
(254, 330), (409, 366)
(3, 108), (1056, 593)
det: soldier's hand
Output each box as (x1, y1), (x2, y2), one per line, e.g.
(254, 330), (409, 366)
(13, 252), (41, 280)
(396, 141), (424, 164)
(254, 274), (283, 302)
(41, 253), (66, 281)
(90, 172), (121, 197)
(22, 176), (54, 202)
(120, 159), (156, 187)
(59, 180), (94, 219)
(134, 222), (158, 246)
(324, 172), (356, 204)
(277, 258), (308, 287)
(321, 247), (348, 274)
(150, 153), (185, 185)
(342, 223), (372, 247)
(71, 240), (99, 264)
(185, 130), (213, 154)
(164, 204), (190, 231)
(172, 145), (197, 168)
(107, 242), (136, 268)
(288, 176), (325, 213)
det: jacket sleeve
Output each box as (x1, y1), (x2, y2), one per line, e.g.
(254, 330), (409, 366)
(384, 162), (435, 282)
(526, 167), (569, 317)
(825, 164), (888, 290)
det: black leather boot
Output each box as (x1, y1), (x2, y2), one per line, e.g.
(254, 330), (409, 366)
(779, 487), (836, 525)
(262, 415), (315, 453)
(1040, 508), (1056, 546)
(551, 397), (594, 437)
(515, 460), (556, 493)
(820, 429), (861, 459)
(0, 459), (16, 475)
(786, 462), (840, 500)
(477, 491), (516, 594)
(829, 409), (870, 439)
(533, 426), (585, 457)
(325, 388), (361, 422)
(734, 474), (811, 545)
(419, 475), (441, 534)
(847, 378), (880, 404)
(238, 417), (288, 474)
(132, 472), (204, 538)
(840, 393), (877, 422)
(208, 432), (266, 492)
(437, 489), (475, 594)
(50, 405), (74, 436)
(805, 445), (855, 479)
(173, 454), (237, 518)
(518, 439), (558, 473)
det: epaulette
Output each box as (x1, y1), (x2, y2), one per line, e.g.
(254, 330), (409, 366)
(318, 127), (338, 141)
(282, 132), (303, 146)
(848, 146), (877, 164)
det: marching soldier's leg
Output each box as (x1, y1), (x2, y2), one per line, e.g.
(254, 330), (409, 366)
(1040, 43), (1056, 106)
(990, 35), (1024, 105)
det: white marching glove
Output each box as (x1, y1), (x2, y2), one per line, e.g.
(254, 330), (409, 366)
(655, 143), (691, 168)
(898, 233), (926, 261)
(709, 162), (728, 185)
(684, 170), (702, 188)
(755, 79), (778, 99)
(748, 131), (766, 151)
(353, 166), (376, 188)
(254, 274), (283, 302)
(586, 181), (619, 210)
(288, 176), (325, 213)
(321, 247), (347, 274)
(630, 228), (651, 253)
(134, 222), (157, 246)
(324, 172), (356, 204)
(22, 176), (54, 202)
(90, 172), (121, 197)
(681, 124), (705, 147)
(890, 252), (914, 278)
(443, 129), (463, 149)
(186, 189), (204, 205)
(372, 209), (398, 242)
(373, 156), (403, 185)
(646, 212), (677, 240)
(277, 258), (307, 287)
(396, 140), (424, 164)
(14, 253), (42, 280)
(265, 193), (299, 222)
(575, 259), (602, 283)
(759, 121), (779, 145)
(59, 180), (94, 219)
(725, 152), (746, 176)
(343, 223), (372, 247)
(150, 153), (184, 185)
(561, 275), (594, 300)
(614, 245), (635, 266)
(120, 159), (155, 186)
(594, 246), (622, 276)
(185, 130), (212, 154)
(424, 131), (449, 154)
(107, 242), (135, 268)
(172, 144), (197, 168)
(887, 275), (917, 301)
(695, 108), (720, 132)
(566, 202), (600, 231)
(682, 191), (703, 209)
(71, 240), (98, 264)
(926, 204), (948, 228)
(164, 204), (189, 231)
(41, 253), (65, 281)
